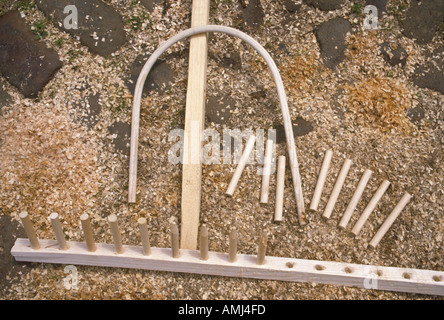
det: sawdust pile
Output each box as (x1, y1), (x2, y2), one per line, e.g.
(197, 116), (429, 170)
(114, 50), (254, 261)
(341, 76), (414, 132)
(0, 104), (105, 224)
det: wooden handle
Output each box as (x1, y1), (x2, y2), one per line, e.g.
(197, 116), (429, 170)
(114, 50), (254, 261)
(19, 211), (40, 250)
(80, 213), (96, 252)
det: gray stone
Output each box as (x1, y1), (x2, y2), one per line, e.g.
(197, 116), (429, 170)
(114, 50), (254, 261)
(407, 105), (425, 124)
(206, 95), (234, 124)
(126, 54), (175, 96)
(283, 0), (301, 13)
(240, 0), (265, 28)
(412, 46), (444, 95)
(74, 92), (102, 129)
(304, 0), (345, 11)
(401, 0), (444, 44)
(275, 118), (314, 143)
(139, 0), (163, 12)
(36, 0), (126, 56)
(0, 11), (62, 98)
(315, 17), (353, 69)
(108, 121), (131, 154)
(380, 42), (408, 67)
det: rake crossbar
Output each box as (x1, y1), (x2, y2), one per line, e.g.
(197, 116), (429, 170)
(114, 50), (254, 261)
(11, 238), (444, 296)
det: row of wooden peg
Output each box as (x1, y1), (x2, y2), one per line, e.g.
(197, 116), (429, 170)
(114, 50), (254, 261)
(224, 140), (412, 247)
(18, 211), (269, 265)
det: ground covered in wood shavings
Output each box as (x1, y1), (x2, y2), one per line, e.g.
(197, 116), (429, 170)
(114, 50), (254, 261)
(0, 0), (443, 300)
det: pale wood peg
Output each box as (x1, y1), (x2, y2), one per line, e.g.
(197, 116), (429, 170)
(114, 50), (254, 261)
(49, 213), (69, 250)
(274, 155), (286, 222)
(80, 213), (96, 252)
(322, 158), (352, 219)
(256, 231), (268, 265)
(310, 149), (333, 212)
(19, 211), (40, 250)
(108, 214), (124, 254)
(369, 193), (412, 248)
(260, 139), (274, 204)
(138, 218), (152, 256)
(228, 229), (238, 263)
(171, 219), (180, 258)
(199, 224), (209, 261)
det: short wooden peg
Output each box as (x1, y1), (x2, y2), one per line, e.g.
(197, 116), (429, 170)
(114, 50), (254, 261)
(274, 155), (286, 222)
(80, 213), (96, 252)
(226, 135), (256, 197)
(138, 218), (152, 256)
(171, 219), (180, 258)
(228, 229), (238, 263)
(352, 180), (391, 236)
(256, 231), (268, 265)
(369, 193), (412, 248)
(322, 158), (352, 219)
(19, 211), (40, 250)
(199, 224), (209, 261)
(260, 139), (274, 204)
(108, 214), (124, 254)
(310, 149), (333, 212)
(50, 213), (69, 251)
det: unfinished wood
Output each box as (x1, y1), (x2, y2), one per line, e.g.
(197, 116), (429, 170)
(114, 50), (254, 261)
(322, 159), (352, 219)
(50, 213), (69, 251)
(108, 214), (124, 254)
(180, 0), (211, 251)
(226, 135), (256, 196)
(228, 229), (238, 263)
(310, 149), (333, 212)
(80, 214), (96, 252)
(352, 180), (391, 236)
(274, 155), (286, 222)
(260, 139), (274, 204)
(369, 193), (412, 248)
(19, 212), (40, 250)
(11, 238), (444, 296)
(171, 220), (180, 258)
(200, 224), (209, 261)
(257, 232), (268, 265)
(338, 169), (373, 229)
(138, 218), (152, 256)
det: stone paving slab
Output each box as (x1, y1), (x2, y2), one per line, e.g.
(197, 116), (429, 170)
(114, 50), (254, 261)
(0, 10), (62, 98)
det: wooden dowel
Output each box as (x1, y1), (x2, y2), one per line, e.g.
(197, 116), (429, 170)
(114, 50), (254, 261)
(138, 218), (152, 256)
(338, 169), (373, 229)
(369, 193), (412, 248)
(322, 158), (352, 219)
(351, 180), (391, 236)
(80, 213), (96, 252)
(226, 135), (256, 196)
(260, 139), (274, 204)
(228, 229), (238, 263)
(19, 211), (40, 250)
(199, 224), (209, 261)
(256, 232), (268, 265)
(108, 214), (124, 254)
(49, 213), (69, 250)
(310, 149), (333, 212)
(171, 220), (180, 258)
(274, 156), (286, 222)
